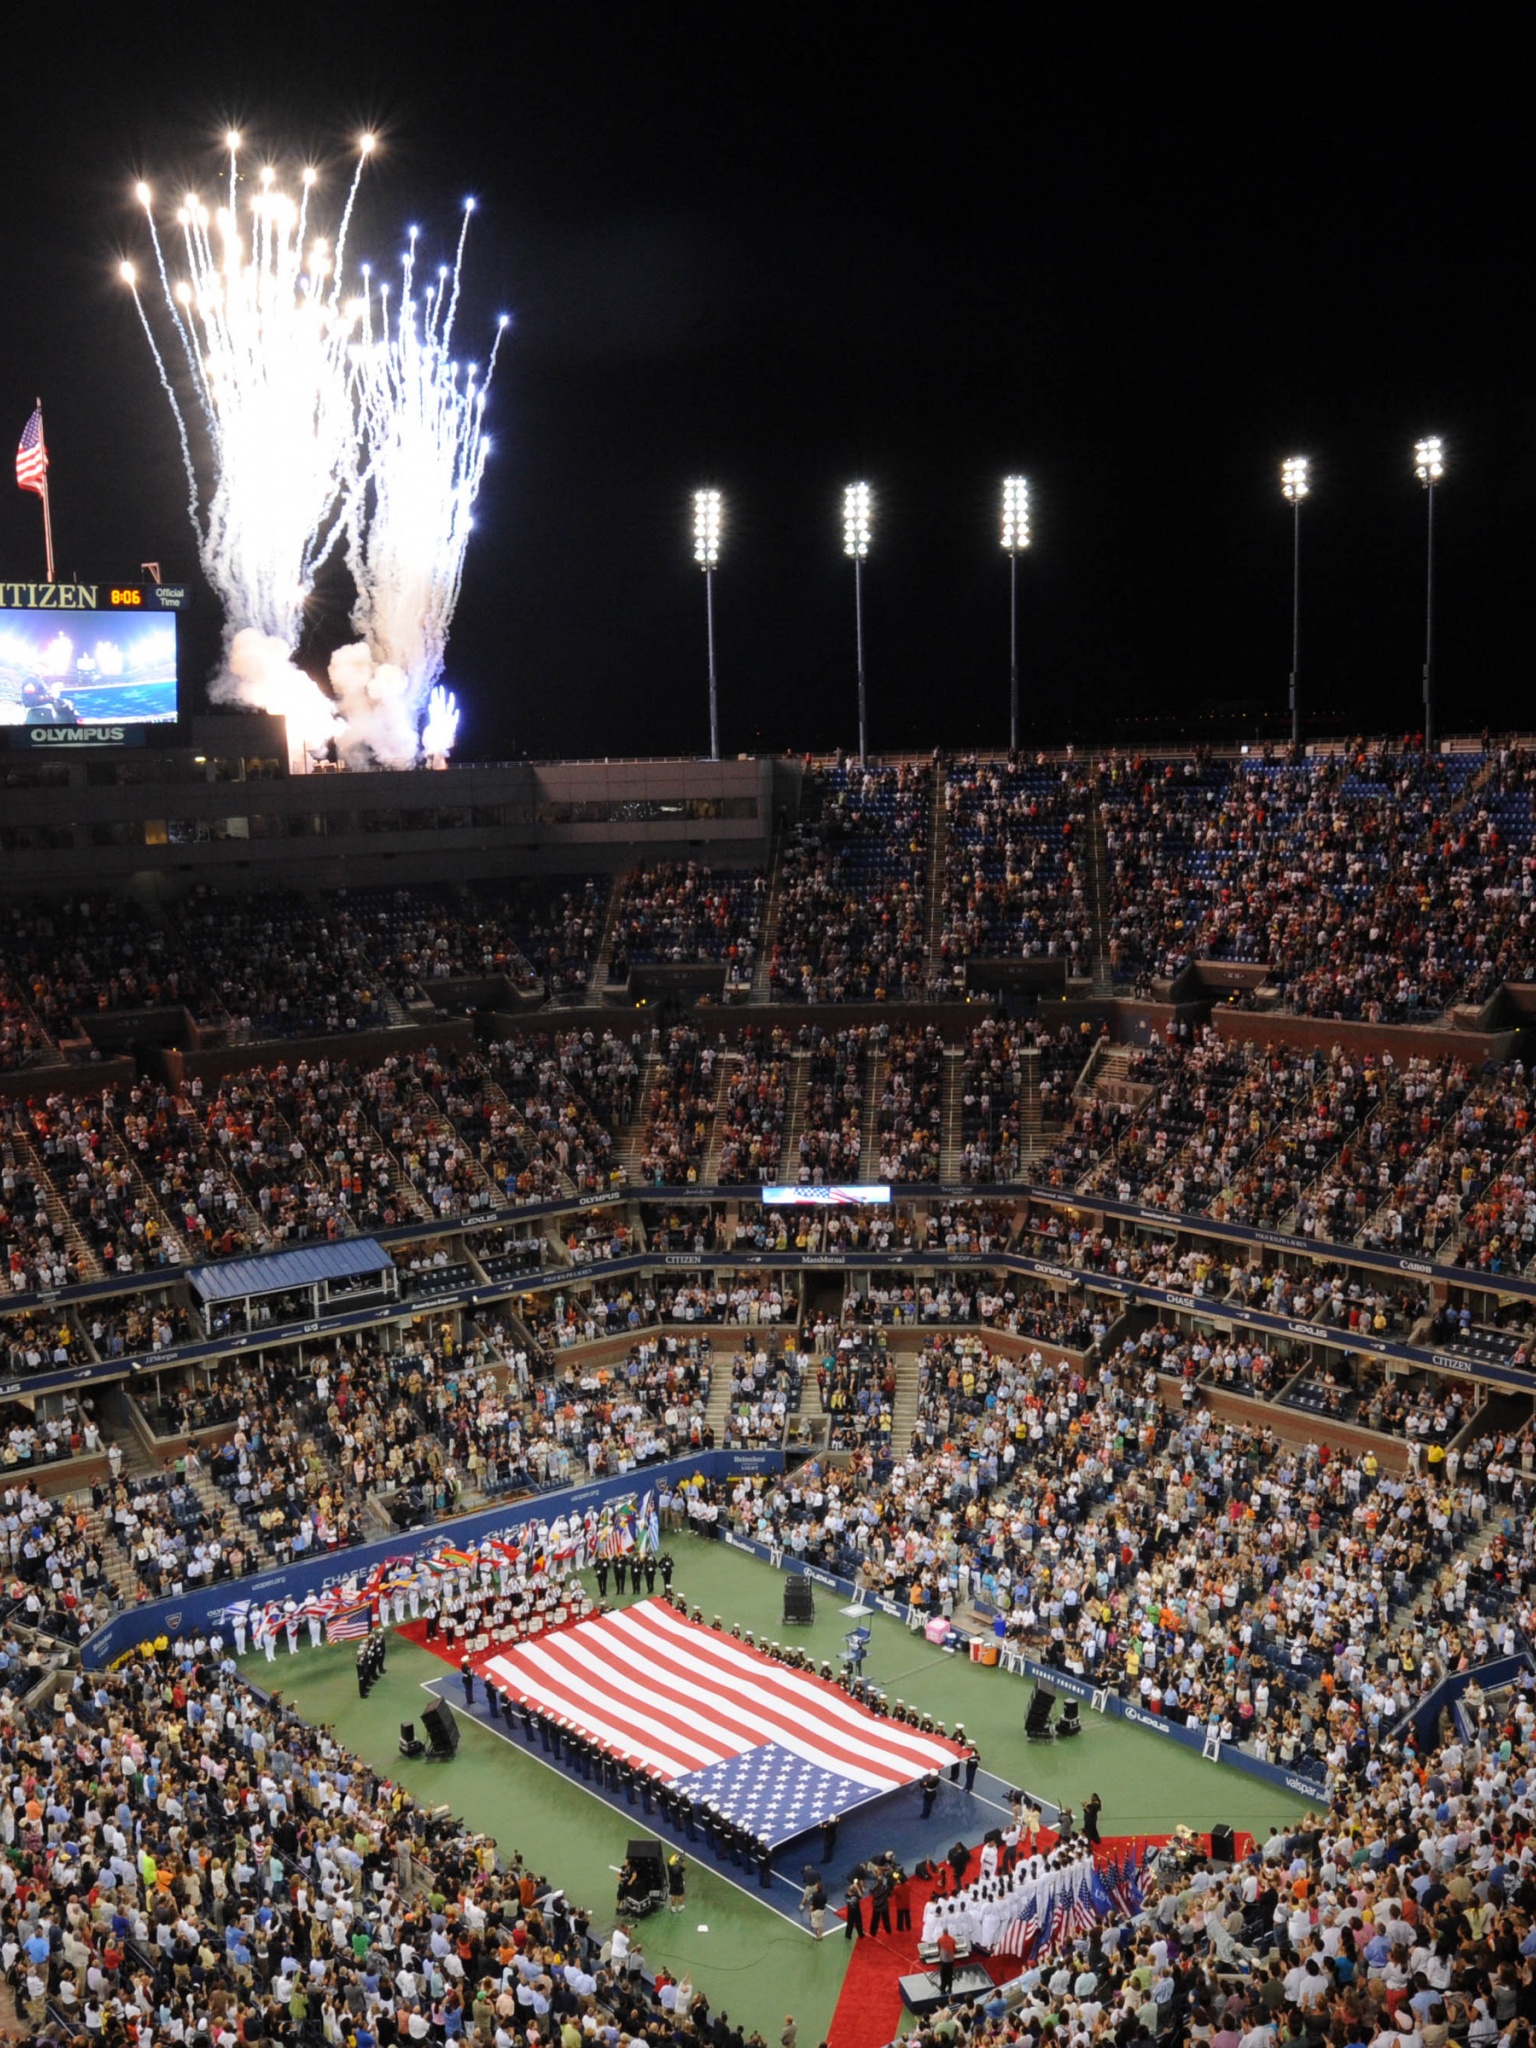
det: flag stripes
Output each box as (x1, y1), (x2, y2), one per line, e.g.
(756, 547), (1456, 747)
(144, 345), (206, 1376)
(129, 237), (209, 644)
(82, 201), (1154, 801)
(485, 1597), (962, 1788)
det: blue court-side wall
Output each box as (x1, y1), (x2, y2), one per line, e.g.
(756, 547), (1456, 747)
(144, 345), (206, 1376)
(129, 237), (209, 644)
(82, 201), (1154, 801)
(80, 1450), (785, 1666)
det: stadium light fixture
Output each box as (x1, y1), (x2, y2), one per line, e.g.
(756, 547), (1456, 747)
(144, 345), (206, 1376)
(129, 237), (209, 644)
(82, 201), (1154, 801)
(1281, 458), (1308, 748)
(1001, 476), (1031, 751)
(1415, 437), (1444, 752)
(693, 488), (723, 761)
(843, 483), (872, 763)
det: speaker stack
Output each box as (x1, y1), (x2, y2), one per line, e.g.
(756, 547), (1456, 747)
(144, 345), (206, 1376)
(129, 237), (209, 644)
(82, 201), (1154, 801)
(782, 1576), (816, 1625)
(422, 1702), (460, 1757)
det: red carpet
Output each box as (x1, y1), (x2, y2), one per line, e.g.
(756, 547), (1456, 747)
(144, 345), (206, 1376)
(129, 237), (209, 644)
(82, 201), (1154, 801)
(824, 1831), (1254, 2048)
(826, 1830), (1057, 2048)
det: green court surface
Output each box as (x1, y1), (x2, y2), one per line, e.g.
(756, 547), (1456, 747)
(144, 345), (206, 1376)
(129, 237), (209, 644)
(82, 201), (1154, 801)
(245, 1533), (1316, 2045)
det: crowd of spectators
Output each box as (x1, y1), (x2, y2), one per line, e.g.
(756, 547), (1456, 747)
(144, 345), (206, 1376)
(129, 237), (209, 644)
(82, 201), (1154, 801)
(938, 755), (1095, 979)
(877, 1024), (946, 1182)
(0, 983), (55, 1072)
(793, 1026), (869, 1182)
(0, 1643), (667, 2048)
(11, 1475), (1536, 2048)
(722, 1338), (803, 1448)
(352, 878), (611, 1004)
(1, 1475), (112, 1641)
(814, 1332), (895, 1452)
(769, 760), (932, 1000)
(727, 1319), (1536, 1777)
(464, 1038), (608, 1202)
(607, 863), (764, 981)
(634, 1029), (717, 1187)
(714, 1028), (789, 1184)
(1098, 743), (1518, 1019)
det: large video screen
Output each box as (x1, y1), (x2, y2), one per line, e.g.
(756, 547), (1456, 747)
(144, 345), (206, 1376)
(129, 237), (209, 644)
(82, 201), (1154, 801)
(0, 595), (178, 729)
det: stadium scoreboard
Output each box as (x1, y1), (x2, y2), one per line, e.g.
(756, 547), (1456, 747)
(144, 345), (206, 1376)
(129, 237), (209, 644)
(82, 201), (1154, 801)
(0, 580), (184, 743)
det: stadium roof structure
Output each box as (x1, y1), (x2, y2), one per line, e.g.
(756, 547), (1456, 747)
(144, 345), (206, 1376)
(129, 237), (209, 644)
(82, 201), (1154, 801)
(188, 1238), (395, 1306)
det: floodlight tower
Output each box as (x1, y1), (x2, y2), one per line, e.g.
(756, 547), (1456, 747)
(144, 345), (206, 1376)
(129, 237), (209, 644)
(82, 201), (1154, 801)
(1001, 475), (1031, 752)
(1415, 437), (1444, 754)
(1280, 457), (1309, 749)
(693, 489), (723, 761)
(843, 482), (872, 765)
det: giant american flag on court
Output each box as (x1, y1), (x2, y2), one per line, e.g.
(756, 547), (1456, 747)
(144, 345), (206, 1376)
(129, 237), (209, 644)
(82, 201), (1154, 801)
(484, 1597), (964, 1845)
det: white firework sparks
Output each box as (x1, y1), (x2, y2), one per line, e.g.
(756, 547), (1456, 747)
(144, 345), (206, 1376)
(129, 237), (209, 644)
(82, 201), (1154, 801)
(129, 134), (374, 653)
(348, 203), (507, 728)
(125, 133), (502, 767)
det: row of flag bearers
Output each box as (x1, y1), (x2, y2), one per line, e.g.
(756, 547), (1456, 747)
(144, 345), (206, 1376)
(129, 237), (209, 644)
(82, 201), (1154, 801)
(218, 1490), (668, 1655)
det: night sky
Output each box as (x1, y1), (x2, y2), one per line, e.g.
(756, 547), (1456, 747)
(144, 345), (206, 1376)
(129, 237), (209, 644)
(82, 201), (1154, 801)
(0, 15), (1528, 762)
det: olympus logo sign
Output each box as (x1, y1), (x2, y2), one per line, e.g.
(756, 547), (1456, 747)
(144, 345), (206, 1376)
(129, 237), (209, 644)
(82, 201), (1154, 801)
(29, 723), (127, 744)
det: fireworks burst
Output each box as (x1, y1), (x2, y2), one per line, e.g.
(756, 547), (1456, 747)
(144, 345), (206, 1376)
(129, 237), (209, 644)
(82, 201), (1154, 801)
(125, 133), (502, 767)
(345, 202), (507, 761)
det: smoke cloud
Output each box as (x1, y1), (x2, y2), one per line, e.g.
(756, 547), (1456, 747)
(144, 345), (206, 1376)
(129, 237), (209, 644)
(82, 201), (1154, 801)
(326, 643), (420, 769)
(218, 629), (344, 772)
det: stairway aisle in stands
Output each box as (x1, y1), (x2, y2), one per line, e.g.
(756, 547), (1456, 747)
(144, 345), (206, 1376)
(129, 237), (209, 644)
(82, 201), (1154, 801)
(702, 1361), (736, 1445)
(922, 786), (948, 982)
(938, 1047), (966, 1182)
(858, 1048), (886, 1182)
(9, 1121), (103, 1283)
(1018, 1042), (1044, 1161)
(588, 871), (627, 994)
(699, 1054), (743, 1185)
(888, 1342), (923, 1452)
(749, 813), (792, 1001)
(1087, 797), (1114, 991)
(777, 1049), (814, 1178)
(619, 1053), (664, 1183)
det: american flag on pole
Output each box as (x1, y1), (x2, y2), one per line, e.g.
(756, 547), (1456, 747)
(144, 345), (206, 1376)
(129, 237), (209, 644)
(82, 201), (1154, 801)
(998, 1905), (1040, 1959)
(485, 1598), (964, 1845)
(15, 408), (47, 495)
(326, 1600), (373, 1643)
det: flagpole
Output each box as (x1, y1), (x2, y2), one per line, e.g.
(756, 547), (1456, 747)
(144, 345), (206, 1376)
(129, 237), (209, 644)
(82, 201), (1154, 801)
(36, 399), (55, 583)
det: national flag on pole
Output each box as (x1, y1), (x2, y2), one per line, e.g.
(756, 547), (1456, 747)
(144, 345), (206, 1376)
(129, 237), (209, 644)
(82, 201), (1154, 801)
(998, 1906), (1039, 1959)
(638, 1491), (660, 1554)
(326, 1600), (373, 1643)
(484, 1597), (964, 1846)
(15, 408), (46, 495)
